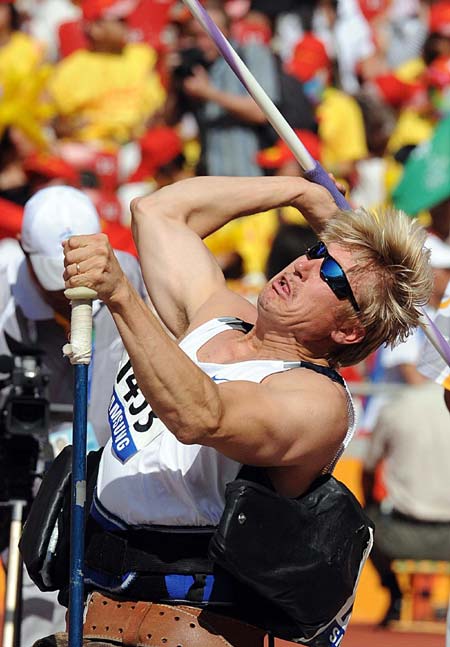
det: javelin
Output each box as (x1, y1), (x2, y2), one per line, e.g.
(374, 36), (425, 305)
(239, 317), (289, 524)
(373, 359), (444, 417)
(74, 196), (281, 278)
(181, 0), (450, 368)
(63, 286), (97, 647)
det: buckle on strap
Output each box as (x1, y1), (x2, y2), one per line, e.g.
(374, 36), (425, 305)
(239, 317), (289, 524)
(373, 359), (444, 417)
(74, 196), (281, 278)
(83, 592), (266, 646)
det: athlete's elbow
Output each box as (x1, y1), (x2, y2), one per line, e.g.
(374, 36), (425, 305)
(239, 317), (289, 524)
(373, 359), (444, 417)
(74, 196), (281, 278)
(130, 194), (155, 225)
(171, 406), (223, 446)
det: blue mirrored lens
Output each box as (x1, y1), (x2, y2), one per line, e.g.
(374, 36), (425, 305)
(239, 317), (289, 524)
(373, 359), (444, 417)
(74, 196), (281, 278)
(321, 257), (345, 282)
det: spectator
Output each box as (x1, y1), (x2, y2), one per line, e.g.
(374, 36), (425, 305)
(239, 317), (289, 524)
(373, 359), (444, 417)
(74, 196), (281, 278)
(272, 2), (319, 62)
(366, 0), (428, 70)
(0, 185), (144, 447)
(362, 380), (450, 627)
(166, 0), (282, 176)
(0, 3), (55, 205)
(425, 53), (450, 120)
(256, 128), (322, 177)
(362, 71), (430, 162)
(368, 43), (450, 161)
(419, 283), (450, 411)
(46, 0), (165, 147)
(0, 126), (34, 206)
(0, 1), (53, 149)
(0, 2), (46, 77)
(313, 0), (379, 94)
(350, 92), (396, 208)
(286, 32), (368, 184)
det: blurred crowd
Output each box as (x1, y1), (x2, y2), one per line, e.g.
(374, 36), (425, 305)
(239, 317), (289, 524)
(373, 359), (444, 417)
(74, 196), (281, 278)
(1, 0), (450, 638)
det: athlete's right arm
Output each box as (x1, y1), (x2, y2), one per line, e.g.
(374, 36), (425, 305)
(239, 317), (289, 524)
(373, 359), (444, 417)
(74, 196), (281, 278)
(130, 176), (338, 336)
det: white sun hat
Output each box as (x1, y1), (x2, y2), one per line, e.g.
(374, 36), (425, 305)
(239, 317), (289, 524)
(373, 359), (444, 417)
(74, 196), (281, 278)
(21, 186), (101, 291)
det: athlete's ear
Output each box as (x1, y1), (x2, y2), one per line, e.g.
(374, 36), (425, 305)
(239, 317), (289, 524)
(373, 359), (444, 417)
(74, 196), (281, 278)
(331, 322), (365, 346)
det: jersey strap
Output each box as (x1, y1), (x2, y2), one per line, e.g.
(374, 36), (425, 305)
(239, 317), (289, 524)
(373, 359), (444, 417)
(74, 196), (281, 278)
(283, 360), (345, 387)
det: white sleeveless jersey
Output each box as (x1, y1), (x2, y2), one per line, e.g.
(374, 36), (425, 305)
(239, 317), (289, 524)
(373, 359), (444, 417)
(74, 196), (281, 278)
(96, 317), (356, 527)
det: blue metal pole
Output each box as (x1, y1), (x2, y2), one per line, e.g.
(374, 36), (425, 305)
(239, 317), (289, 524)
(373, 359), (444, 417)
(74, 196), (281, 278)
(68, 363), (88, 647)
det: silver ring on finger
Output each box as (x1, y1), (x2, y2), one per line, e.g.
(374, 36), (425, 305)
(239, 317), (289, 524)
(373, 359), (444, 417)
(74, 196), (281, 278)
(76, 263), (81, 274)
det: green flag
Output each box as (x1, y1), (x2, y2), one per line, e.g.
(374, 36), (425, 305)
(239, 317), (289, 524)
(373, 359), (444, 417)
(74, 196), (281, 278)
(392, 115), (450, 215)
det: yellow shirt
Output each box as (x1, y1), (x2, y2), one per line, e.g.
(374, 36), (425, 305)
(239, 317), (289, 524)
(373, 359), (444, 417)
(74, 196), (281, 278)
(317, 87), (368, 169)
(395, 58), (426, 83)
(386, 109), (434, 154)
(0, 32), (52, 146)
(47, 43), (166, 144)
(0, 32), (44, 81)
(205, 210), (279, 277)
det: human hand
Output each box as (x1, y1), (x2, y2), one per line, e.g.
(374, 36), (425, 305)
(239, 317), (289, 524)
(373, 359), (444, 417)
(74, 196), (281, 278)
(63, 233), (128, 305)
(327, 172), (347, 198)
(290, 177), (341, 234)
(183, 66), (214, 101)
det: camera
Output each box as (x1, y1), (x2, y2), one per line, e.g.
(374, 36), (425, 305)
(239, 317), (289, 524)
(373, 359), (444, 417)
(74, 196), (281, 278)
(0, 353), (50, 502)
(172, 47), (209, 82)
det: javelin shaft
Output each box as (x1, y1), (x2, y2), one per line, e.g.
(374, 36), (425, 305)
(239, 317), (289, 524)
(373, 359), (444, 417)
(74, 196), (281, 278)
(68, 364), (88, 647)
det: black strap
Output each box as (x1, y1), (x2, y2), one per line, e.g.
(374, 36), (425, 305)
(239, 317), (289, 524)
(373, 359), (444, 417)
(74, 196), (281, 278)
(297, 360), (345, 387)
(85, 521), (215, 577)
(218, 316), (254, 334)
(238, 465), (274, 490)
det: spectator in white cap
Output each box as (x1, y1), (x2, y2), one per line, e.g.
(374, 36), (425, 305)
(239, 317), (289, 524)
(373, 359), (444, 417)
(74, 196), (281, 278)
(0, 185), (145, 645)
(19, 186), (102, 320)
(1, 185), (145, 444)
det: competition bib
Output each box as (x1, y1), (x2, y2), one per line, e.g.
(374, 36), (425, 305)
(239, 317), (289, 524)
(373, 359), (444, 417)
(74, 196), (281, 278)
(108, 355), (165, 462)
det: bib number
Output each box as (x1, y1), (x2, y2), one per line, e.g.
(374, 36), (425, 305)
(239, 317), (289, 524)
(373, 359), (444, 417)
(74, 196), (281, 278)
(109, 357), (165, 462)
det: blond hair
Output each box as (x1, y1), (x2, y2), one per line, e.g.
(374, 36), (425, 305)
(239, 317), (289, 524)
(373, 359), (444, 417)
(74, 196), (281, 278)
(321, 206), (433, 367)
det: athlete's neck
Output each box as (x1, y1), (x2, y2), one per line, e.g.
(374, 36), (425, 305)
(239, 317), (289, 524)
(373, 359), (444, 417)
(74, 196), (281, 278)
(234, 327), (330, 366)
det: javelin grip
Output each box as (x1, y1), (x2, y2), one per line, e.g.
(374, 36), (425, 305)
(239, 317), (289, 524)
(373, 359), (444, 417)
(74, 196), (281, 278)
(304, 162), (351, 211)
(63, 287), (97, 365)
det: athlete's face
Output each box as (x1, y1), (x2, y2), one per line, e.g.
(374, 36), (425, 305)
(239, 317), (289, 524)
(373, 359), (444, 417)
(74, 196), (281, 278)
(258, 243), (359, 343)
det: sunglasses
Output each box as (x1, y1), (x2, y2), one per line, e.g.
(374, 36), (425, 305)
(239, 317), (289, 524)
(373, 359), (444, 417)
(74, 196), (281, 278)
(306, 241), (360, 313)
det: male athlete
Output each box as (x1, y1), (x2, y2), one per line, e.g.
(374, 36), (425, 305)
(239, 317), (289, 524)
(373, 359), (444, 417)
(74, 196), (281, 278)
(37, 175), (432, 646)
